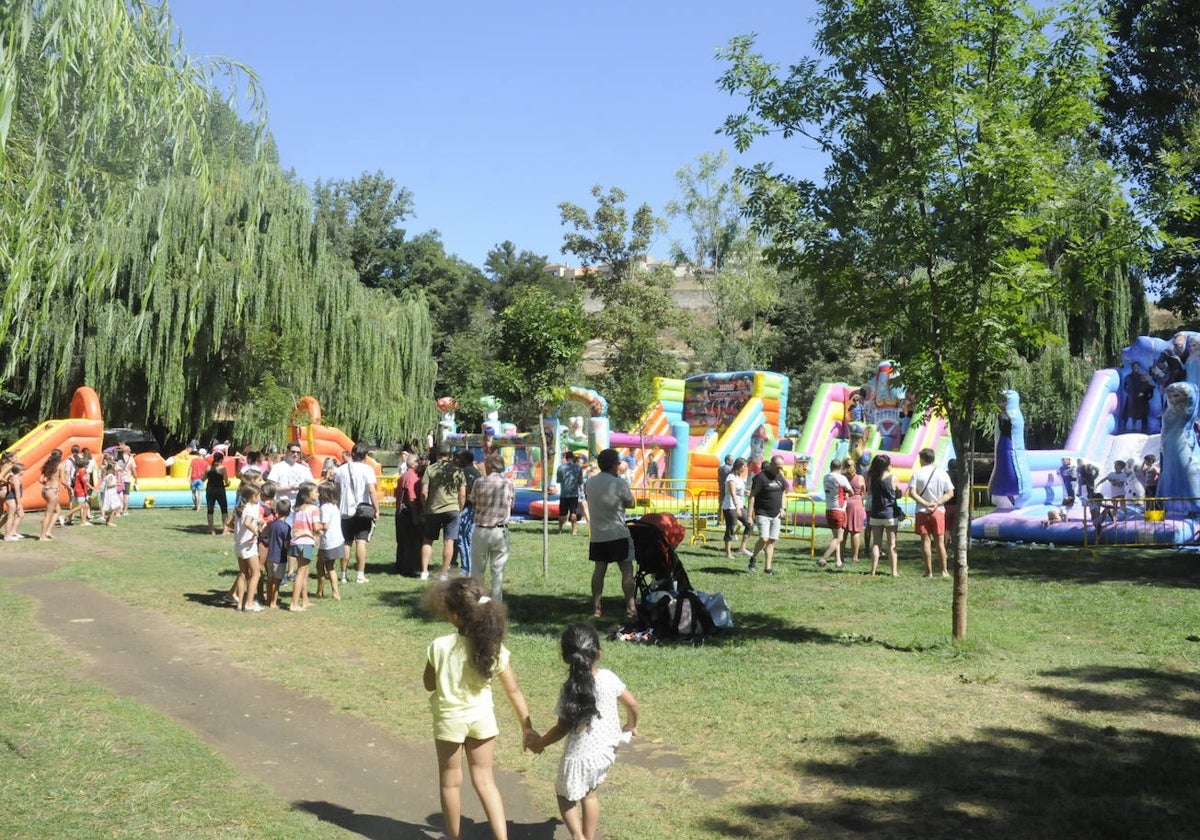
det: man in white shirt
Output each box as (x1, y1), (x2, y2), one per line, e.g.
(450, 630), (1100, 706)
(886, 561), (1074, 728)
(907, 448), (954, 578)
(267, 442), (315, 508)
(333, 442), (378, 584)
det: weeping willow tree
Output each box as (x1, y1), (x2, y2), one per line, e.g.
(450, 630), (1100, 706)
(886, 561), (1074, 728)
(1007, 160), (1150, 447)
(1, 1), (437, 441)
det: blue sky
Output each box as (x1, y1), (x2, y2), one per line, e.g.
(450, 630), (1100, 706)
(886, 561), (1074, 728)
(169, 0), (827, 269)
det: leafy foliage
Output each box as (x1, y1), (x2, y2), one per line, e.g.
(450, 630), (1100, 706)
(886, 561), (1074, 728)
(560, 186), (681, 426)
(1104, 0), (1200, 313)
(718, 0), (1148, 636)
(0, 2), (436, 443)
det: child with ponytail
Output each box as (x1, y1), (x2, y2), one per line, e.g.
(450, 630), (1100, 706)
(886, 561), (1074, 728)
(530, 622), (639, 840)
(423, 577), (536, 840)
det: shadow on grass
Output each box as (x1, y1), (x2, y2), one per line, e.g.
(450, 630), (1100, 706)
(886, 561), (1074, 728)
(165, 524), (218, 535)
(183, 589), (236, 609)
(293, 800), (560, 840)
(970, 547), (1200, 589)
(1034, 665), (1200, 719)
(703, 666), (1200, 839)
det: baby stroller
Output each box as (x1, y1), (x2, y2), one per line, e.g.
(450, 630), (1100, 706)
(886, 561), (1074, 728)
(627, 516), (713, 640)
(628, 517), (692, 600)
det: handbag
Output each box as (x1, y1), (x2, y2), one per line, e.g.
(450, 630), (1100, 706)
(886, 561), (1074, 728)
(355, 501), (376, 518)
(892, 502), (907, 523)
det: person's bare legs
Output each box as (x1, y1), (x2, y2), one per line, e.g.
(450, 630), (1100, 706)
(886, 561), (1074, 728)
(291, 558), (311, 610)
(886, 529), (899, 576)
(558, 790), (600, 840)
(921, 534), (934, 576)
(465, 736), (508, 840)
(936, 533), (949, 576)
(558, 796), (585, 840)
(438, 537), (455, 576)
(354, 538), (368, 577)
(762, 539), (776, 572)
(618, 561), (636, 618)
(40, 496), (58, 539)
(580, 789), (600, 840)
(420, 540), (433, 576)
(869, 525), (883, 575)
(591, 562), (607, 616)
(435, 739), (465, 840)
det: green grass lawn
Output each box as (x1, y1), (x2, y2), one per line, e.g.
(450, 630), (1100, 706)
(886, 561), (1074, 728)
(2, 510), (1198, 839)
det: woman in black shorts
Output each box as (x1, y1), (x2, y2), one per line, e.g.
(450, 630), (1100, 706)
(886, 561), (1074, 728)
(205, 451), (230, 535)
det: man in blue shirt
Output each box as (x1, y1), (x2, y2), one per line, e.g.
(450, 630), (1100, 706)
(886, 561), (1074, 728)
(556, 450), (584, 535)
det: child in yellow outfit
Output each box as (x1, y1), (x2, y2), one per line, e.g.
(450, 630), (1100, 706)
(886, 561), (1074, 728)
(423, 577), (536, 840)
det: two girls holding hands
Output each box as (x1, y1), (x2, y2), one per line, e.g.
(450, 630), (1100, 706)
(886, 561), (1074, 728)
(424, 579), (637, 840)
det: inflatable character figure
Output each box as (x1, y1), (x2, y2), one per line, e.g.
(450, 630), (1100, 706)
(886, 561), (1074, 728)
(436, 397), (459, 438)
(869, 361), (904, 450)
(562, 415), (588, 449)
(988, 389), (1033, 508)
(480, 395), (503, 436)
(1158, 381), (1200, 516)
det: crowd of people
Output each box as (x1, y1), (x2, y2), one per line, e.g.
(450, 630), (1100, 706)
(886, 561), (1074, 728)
(719, 448), (960, 579)
(0, 443), (139, 541)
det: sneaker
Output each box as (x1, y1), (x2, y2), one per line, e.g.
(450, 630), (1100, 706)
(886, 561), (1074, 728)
(4, 535), (21, 541)
(765, 567), (776, 575)
(419, 571), (430, 581)
(438, 573), (449, 582)
(740, 548), (753, 557)
(339, 573), (347, 583)
(356, 574), (368, 584)
(747, 558), (757, 572)
(244, 602), (264, 613)
(286, 573), (296, 582)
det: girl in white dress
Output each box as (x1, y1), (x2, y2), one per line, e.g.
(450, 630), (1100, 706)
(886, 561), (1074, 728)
(531, 623), (639, 840)
(100, 459), (121, 526)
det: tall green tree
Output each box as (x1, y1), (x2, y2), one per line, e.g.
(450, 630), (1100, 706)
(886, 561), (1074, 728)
(0, 0), (268, 394)
(1104, 0), (1200, 313)
(560, 185), (680, 426)
(483, 241), (574, 313)
(0, 2), (437, 443)
(719, 0), (1146, 638)
(666, 151), (782, 374)
(313, 170), (414, 285)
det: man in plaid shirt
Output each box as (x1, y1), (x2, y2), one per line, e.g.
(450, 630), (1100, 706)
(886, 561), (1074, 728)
(470, 453), (515, 601)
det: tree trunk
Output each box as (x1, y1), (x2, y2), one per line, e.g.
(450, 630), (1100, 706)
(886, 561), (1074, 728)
(950, 416), (976, 640)
(540, 414), (550, 577)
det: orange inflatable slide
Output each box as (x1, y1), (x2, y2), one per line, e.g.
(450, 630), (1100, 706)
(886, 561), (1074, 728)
(7, 387), (104, 511)
(289, 396), (382, 476)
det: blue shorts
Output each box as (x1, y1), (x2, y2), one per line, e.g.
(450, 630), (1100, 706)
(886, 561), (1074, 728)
(289, 544), (314, 561)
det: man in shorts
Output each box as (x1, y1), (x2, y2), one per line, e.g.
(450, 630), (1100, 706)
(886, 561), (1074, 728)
(585, 448), (636, 619)
(555, 450), (584, 535)
(746, 455), (788, 575)
(907, 448), (954, 577)
(421, 442), (465, 581)
(818, 459), (853, 568)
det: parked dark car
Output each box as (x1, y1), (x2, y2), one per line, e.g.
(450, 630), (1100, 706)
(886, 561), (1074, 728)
(102, 428), (160, 454)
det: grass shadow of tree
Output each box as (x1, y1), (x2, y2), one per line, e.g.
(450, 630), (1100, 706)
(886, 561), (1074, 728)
(702, 665), (1200, 839)
(970, 549), (1200, 589)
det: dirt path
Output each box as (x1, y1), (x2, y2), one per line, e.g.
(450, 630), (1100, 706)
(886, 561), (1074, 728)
(12, 574), (563, 839)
